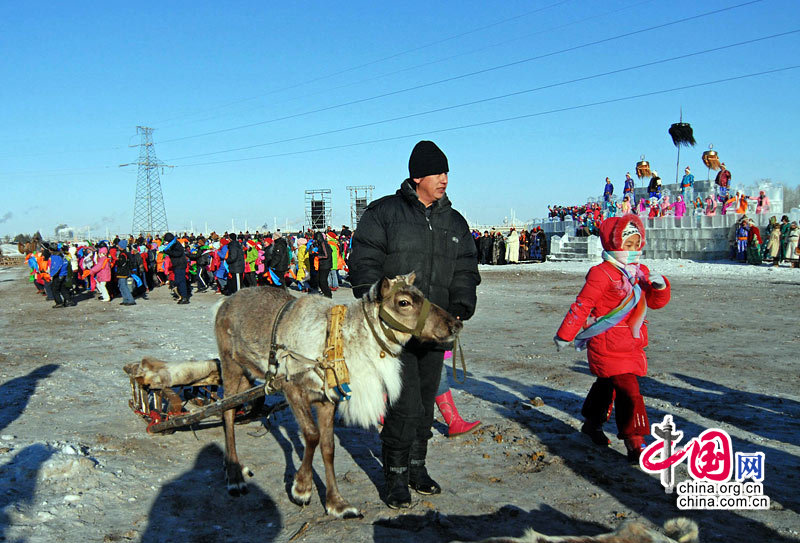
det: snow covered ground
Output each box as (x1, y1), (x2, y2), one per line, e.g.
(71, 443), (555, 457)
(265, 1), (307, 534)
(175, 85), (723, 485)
(480, 258), (800, 280)
(0, 264), (797, 542)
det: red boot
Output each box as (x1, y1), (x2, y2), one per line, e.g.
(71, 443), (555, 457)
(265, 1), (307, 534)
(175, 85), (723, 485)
(435, 390), (481, 437)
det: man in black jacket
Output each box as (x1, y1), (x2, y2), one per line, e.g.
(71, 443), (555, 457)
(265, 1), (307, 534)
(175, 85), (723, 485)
(314, 231), (333, 298)
(164, 233), (189, 304)
(225, 233), (245, 294)
(349, 140), (480, 509)
(268, 234), (290, 288)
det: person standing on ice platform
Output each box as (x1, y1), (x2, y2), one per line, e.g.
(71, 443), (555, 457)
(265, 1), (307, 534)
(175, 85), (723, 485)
(553, 214), (671, 464)
(348, 140), (480, 509)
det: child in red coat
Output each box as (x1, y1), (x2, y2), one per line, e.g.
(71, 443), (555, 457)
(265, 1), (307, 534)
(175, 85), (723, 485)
(553, 214), (670, 462)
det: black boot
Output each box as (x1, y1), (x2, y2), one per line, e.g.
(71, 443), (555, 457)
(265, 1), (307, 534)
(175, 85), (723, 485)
(408, 440), (441, 495)
(382, 448), (411, 509)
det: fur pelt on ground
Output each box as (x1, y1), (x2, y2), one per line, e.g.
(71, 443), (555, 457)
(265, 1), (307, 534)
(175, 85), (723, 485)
(453, 517), (698, 543)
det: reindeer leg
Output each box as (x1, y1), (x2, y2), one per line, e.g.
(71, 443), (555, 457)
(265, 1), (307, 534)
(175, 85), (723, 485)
(317, 401), (362, 519)
(220, 355), (252, 496)
(284, 384), (318, 507)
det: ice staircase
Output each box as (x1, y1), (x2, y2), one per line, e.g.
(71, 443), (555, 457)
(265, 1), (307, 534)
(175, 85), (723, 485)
(547, 234), (602, 262)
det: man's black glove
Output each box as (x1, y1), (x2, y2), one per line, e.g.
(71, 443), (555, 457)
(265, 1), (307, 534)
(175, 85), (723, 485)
(449, 303), (471, 321)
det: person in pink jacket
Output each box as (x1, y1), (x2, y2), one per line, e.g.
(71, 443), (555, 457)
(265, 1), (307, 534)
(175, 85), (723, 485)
(91, 246), (112, 302)
(755, 190), (771, 214)
(553, 215), (671, 463)
(673, 195), (687, 218)
(704, 196), (717, 216)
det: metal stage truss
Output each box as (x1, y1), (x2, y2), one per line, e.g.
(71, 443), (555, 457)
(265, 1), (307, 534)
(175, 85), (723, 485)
(305, 189), (331, 231)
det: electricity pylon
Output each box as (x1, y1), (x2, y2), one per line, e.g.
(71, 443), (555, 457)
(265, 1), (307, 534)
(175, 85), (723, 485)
(121, 126), (173, 237)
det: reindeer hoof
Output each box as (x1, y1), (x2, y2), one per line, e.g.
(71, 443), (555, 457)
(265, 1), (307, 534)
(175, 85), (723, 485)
(326, 502), (362, 519)
(340, 508), (363, 519)
(290, 481), (312, 506)
(227, 482), (249, 496)
(225, 462), (250, 496)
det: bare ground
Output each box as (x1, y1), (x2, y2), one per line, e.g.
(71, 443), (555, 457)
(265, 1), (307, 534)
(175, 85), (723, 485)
(0, 264), (798, 543)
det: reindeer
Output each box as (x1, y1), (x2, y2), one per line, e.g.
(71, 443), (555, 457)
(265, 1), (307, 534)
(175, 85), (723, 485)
(214, 273), (461, 518)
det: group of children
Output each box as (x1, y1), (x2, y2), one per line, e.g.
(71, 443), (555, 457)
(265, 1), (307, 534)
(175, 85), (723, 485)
(24, 229), (354, 307)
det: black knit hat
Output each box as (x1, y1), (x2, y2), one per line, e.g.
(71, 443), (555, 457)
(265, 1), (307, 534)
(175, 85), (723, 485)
(408, 140), (449, 179)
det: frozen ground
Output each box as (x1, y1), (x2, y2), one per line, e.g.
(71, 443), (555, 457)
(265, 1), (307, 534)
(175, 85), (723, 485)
(0, 260), (798, 543)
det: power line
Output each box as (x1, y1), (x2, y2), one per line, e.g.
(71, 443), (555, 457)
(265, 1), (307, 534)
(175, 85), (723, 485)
(157, 0), (764, 145)
(157, 0), (653, 133)
(151, 0), (573, 126)
(174, 65), (799, 168)
(166, 29), (798, 162)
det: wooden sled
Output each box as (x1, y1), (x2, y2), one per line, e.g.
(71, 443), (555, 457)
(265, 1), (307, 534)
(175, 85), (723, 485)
(123, 357), (287, 434)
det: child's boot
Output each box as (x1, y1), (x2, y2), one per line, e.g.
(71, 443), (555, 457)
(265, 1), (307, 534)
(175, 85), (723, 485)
(625, 436), (646, 464)
(581, 420), (610, 447)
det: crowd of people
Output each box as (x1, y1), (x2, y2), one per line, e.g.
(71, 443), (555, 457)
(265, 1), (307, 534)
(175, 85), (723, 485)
(24, 227), (355, 307)
(550, 163), (776, 225)
(471, 227), (548, 264)
(729, 214), (800, 266)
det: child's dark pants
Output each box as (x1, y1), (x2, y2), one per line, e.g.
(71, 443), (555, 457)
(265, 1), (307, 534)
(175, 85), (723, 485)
(581, 373), (648, 439)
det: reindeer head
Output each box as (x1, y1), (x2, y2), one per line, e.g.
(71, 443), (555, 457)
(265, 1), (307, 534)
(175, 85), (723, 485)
(370, 273), (462, 345)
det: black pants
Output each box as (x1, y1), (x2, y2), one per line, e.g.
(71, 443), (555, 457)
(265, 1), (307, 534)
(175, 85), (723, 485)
(318, 266), (332, 298)
(51, 275), (72, 305)
(145, 268), (157, 290)
(174, 266), (189, 299)
(380, 339), (445, 451)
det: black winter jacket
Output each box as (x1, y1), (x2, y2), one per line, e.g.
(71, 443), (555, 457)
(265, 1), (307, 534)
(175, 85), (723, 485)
(226, 241), (245, 273)
(115, 251), (132, 277)
(166, 240), (188, 269)
(269, 238), (290, 271)
(315, 232), (332, 270)
(348, 179), (480, 320)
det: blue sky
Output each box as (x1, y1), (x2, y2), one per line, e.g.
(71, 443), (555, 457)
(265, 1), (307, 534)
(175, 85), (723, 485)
(2, 0), (798, 237)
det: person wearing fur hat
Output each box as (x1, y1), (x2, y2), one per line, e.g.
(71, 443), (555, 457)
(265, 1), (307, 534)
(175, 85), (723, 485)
(554, 214), (671, 463)
(349, 140), (480, 508)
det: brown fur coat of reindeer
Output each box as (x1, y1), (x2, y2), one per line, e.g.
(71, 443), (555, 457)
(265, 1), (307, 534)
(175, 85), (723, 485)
(214, 273), (460, 518)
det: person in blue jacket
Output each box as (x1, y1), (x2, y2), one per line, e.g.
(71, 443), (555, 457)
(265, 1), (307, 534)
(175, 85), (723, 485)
(49, 244), (75, 308)
(603, 177), (614, 203)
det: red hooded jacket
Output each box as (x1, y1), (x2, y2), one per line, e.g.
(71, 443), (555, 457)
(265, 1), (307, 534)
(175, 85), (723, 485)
(556, 215), (671, 378)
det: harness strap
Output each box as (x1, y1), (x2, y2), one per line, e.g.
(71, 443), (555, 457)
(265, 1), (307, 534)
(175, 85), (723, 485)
(267, 298), (297, 391)
(321, 305), (351, 401)
(361, 299), (401, 358)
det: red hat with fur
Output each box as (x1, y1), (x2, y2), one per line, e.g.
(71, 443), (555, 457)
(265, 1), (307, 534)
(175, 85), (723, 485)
(599, 214), (645, 251)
